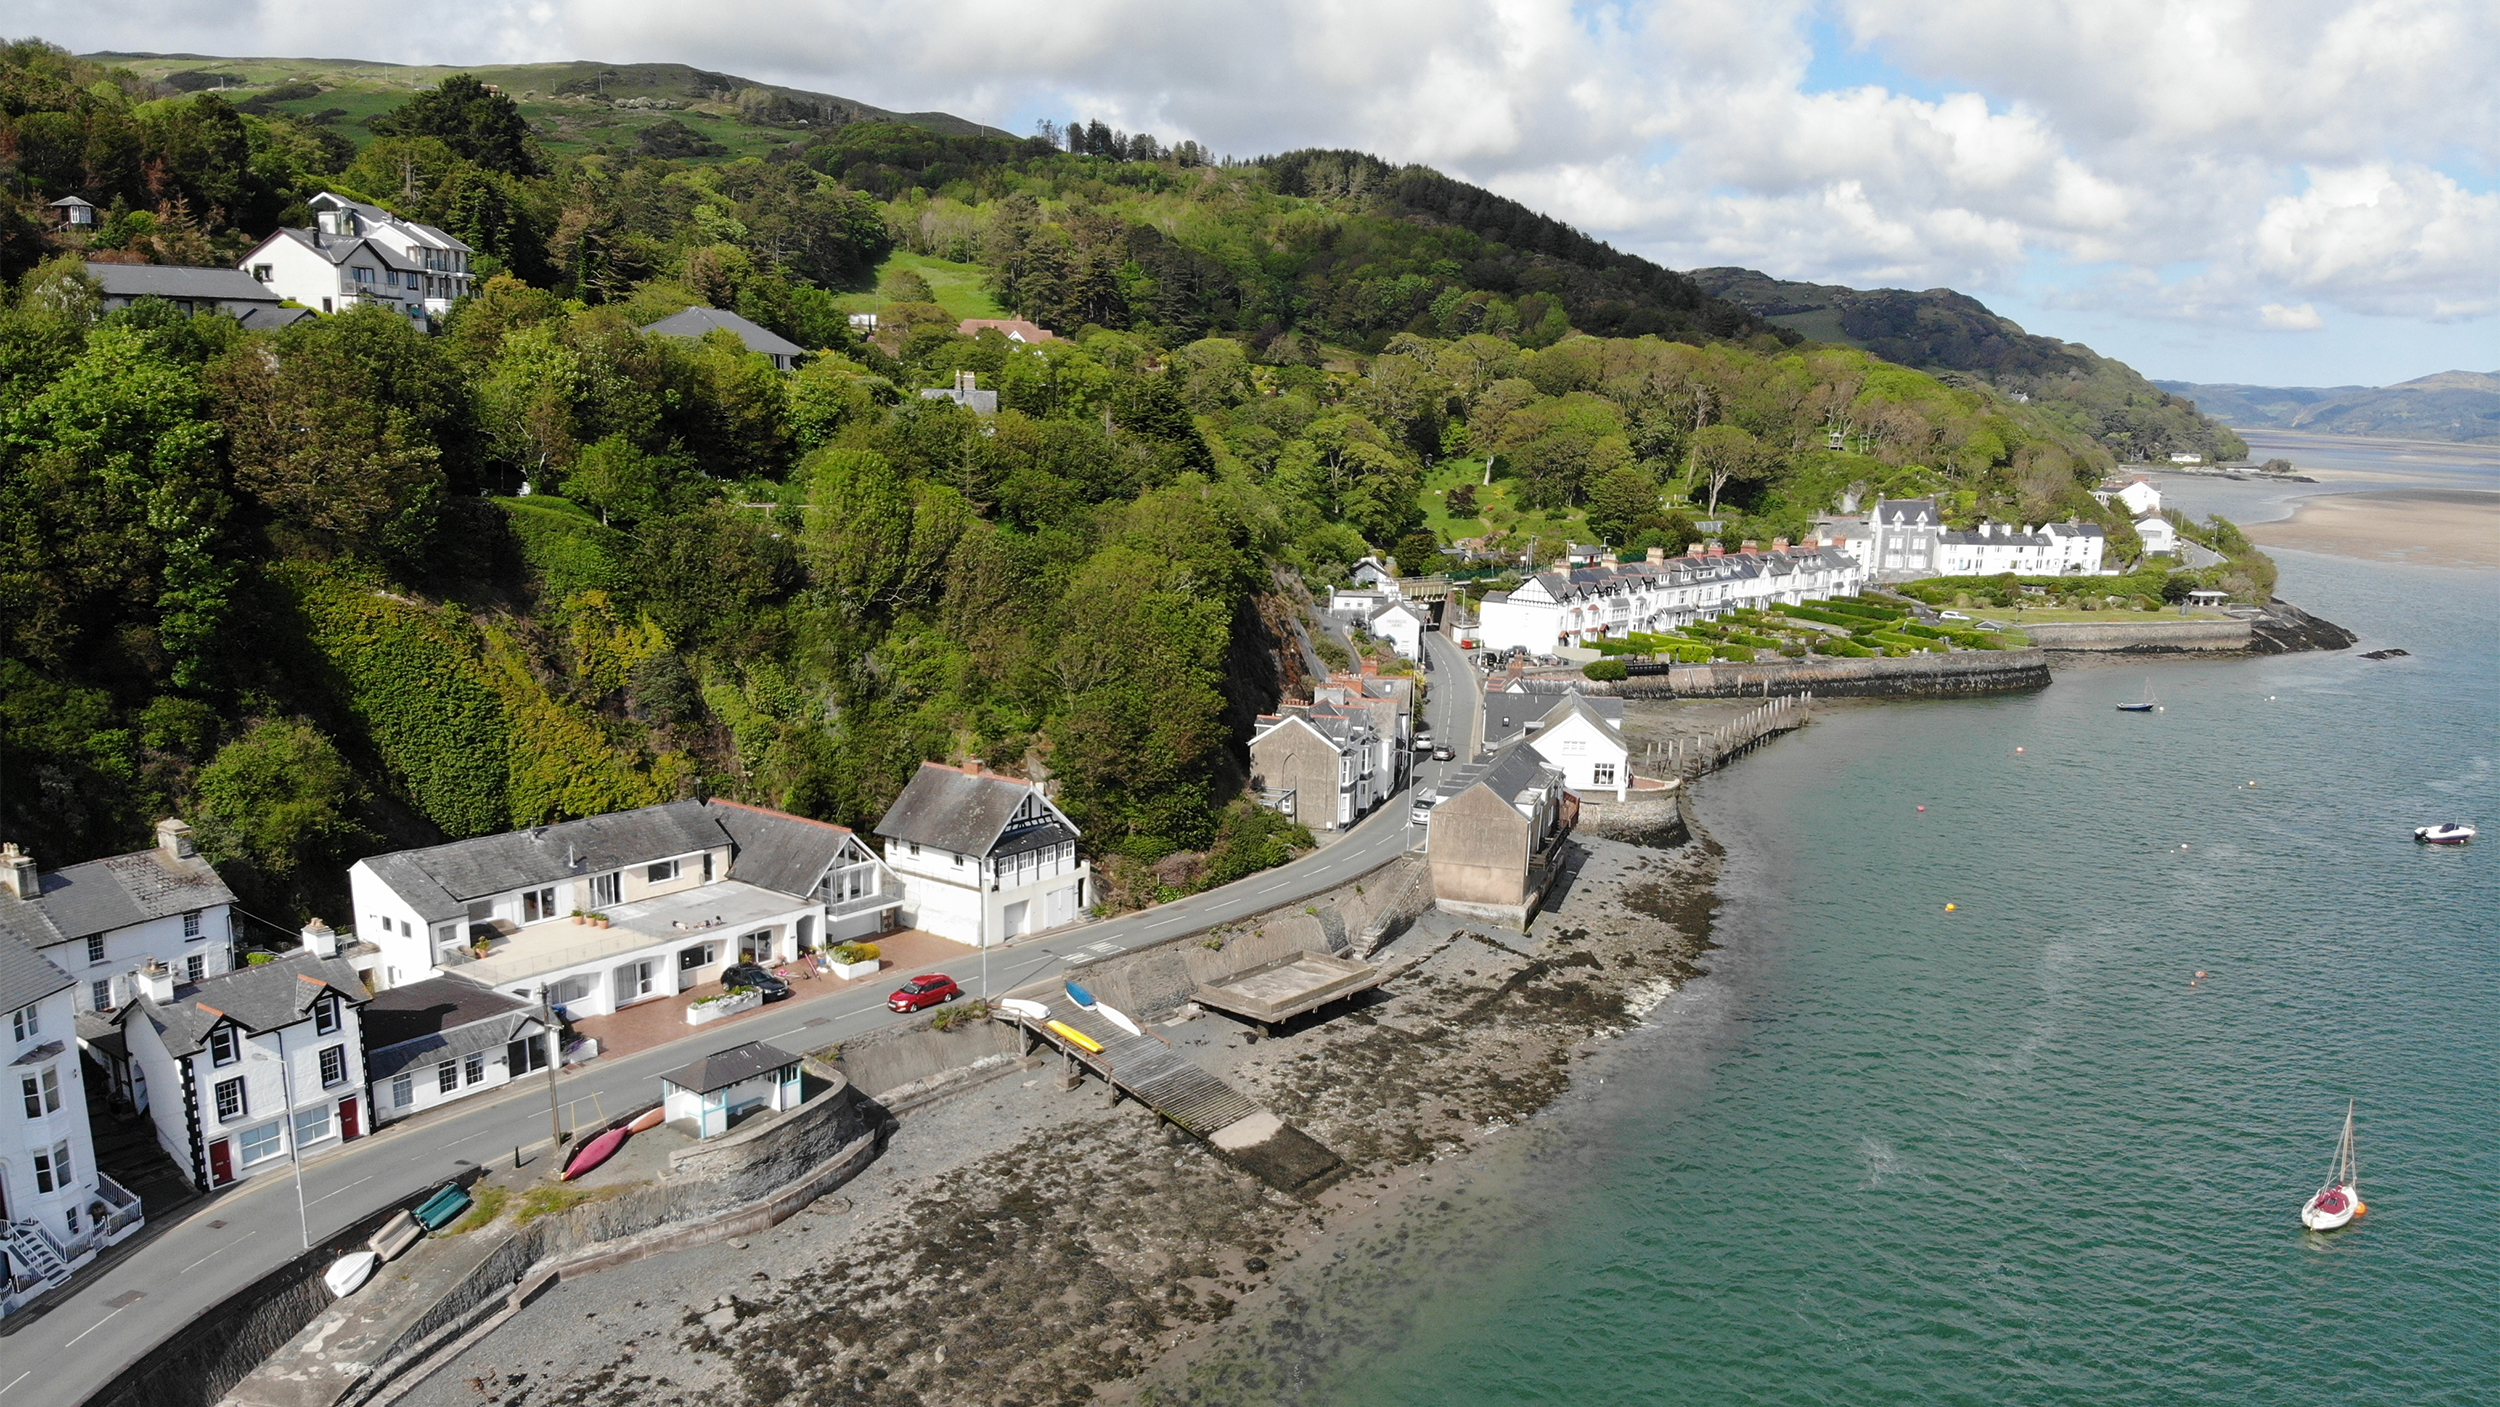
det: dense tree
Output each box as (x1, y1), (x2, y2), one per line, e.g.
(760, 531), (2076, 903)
(369, 73), (543, 176)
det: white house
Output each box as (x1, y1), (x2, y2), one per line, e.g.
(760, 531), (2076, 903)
(2168, 452), (2203, 465)
(1935, 522), (2060, 577)
(81, 262), (305, 329)
(2098, 478), (2162, 517)
(236, 192), (475, 326)
(0, 823), (249, 1116)
(1349, 556), (1399, 592)
(1865, 498), (1948, 581)
(2043, 522), (2110, 575)
(1366, 599), (1431, 661)
(1483, 689), (1633, 800)
(362, 978), (548, 1126)
(2136, 515), (2179, 556)
(643, 306), (808, 372)
(117, 934), (371, 1192)
(1327, 587), (1391, 620)
(348, 800), (896, 1018)
(873, 763), (1090, 948)
(2, 929), (143, 1312)
(660, 1040), (802, 1139)
(1475, 540), (1867, 655)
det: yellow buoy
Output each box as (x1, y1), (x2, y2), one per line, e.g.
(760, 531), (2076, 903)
(1944, 902), (1957, 912)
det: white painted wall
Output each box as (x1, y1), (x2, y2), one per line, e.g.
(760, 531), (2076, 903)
(2, 985), (96, 1247)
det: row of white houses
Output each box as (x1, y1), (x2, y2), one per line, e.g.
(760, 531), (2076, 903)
(1475, 540), (1870, 655)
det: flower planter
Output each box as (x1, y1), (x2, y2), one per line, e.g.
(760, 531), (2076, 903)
(687, 989), (764, 1025)
(829, 958), (880, 981)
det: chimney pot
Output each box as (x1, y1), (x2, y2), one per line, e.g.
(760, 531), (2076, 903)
(157, 818), (197, 862)
(1741, 539), (1759, 552)
(300, 919), (338, 959)
(1, 843), (36, 900)
(1773, 537), (1789, 551)
(1646, 547), (1667, 565)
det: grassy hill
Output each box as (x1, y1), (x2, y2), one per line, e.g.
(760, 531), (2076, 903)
(2153, 371), (2500, 444)
(83, 52), (1009, 163)
(1693, 266), (2247, 465)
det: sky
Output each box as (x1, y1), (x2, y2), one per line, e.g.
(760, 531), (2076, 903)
(27, 0), (2499, 387)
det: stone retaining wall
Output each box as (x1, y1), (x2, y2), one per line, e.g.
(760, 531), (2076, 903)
(1575, 785), (1689, 846)
(1608, 648), (2051, 699)
(2017, 618), (2254, 651)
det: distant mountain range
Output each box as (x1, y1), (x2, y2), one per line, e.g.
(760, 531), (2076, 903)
(1690, 267), (2248, 464)
(2151, 371), (2500, 444)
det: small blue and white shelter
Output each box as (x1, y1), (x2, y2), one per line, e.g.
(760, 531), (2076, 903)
(659, 1039), (801, 1139)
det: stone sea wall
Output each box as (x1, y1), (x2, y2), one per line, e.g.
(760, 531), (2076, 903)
(1602, 649), (2052, 699)
(2017, 619), (2253, 651)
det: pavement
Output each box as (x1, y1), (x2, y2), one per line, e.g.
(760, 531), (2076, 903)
(1, 630), (1482, 1407)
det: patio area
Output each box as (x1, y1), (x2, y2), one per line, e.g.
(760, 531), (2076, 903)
(565, 927), (975, 1059)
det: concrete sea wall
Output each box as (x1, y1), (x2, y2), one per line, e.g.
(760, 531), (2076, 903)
(1602, 648), (2052, 699)
(2017, 618), (2254, 651)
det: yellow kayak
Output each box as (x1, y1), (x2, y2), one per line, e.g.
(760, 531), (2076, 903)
(1045, 1020), (1102, 1054)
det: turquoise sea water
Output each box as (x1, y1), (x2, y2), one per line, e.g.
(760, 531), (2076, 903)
(1285, 490), (2500, 1403)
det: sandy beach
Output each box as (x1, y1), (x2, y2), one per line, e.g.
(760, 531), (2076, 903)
(2242, 488), (2500, 569)
(396, 821), (1722, 1407)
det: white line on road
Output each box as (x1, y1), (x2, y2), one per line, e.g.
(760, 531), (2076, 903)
(181, 1232), (256, 1274)
(306, 1174), (374, 1207)
(0, 1371), (29, 1398)
(61, 1306), (130, 1348)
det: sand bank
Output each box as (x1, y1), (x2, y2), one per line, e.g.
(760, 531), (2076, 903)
(2244, 489), (2500, 570)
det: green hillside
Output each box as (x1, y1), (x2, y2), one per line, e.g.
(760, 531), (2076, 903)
(1693, 267), (2249, 465)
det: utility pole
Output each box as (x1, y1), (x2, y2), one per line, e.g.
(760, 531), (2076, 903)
(278, 1033), (310, 1250)
(539, 985), (565, 1153)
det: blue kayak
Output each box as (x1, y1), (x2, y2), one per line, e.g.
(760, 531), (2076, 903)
(1063, 980), (1098, 1010)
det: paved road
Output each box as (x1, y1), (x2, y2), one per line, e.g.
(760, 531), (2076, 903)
(7, 631), (1484, 1407)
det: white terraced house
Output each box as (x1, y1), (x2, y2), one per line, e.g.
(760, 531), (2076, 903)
(116, 931), (370, 1192)
(362, 978), (549, 1126)
(2, 928), (143, 1315)
(874, 763), (1091, 948)
(1474, 540), (1869, 655)
(348, 800), (897, 1019)
(237, 192), (475, 326)
(1482, 688), (1634, 801)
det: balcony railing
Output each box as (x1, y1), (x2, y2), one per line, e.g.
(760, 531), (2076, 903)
(93, 1171), (145, 1245)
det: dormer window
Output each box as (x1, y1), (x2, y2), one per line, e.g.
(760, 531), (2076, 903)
(313, 996), (340, 1036)
(209, 1025), (240, 1067)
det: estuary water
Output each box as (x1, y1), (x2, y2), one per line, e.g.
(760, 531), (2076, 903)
(1281, 458), (2500, 1404)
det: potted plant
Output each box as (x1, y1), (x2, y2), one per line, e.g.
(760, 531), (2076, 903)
(827, 942), (881, 980)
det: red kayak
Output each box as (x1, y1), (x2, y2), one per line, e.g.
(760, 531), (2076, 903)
(560, 1125), (629, 1181)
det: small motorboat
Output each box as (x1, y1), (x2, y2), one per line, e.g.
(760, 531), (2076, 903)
(324, 1250), (382, 1298)
(995, 997), (1051, 1022)
(367, 1209), (423, 1262)
(1093, 1000), (1143, 1038)
(1063, 980), (1098, 1010)
(2300, 1102), (2365, 1232)
(561, 1124), (631, 1181)
(2116, 679), (2161, 713)
(624, 1105), (666, 1134)
(1044, 1019), (1102, 1054)
(2414, 821), (2475, 845)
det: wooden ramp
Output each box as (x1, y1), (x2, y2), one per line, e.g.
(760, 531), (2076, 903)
(1005, 1007), (1347, 1198)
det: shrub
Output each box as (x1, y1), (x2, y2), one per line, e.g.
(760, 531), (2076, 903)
(930, 999), (992, 1032)
(830, 941), (880, 964)
(1812, 637), (1874, 657)
(1583, 659), (1629, 681)
(1713, 644), (1755, 662)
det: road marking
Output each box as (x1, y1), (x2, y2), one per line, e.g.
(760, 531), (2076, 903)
(306, 1174), (374, 1207)
(181, 1231), (256, 1274)
(0, 1371), (28, 1398)
(61, 1305), (130, 1348)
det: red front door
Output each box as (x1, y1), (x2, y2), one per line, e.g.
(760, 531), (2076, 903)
(208, 1138), (234, 1186)
(339, 1097), (360, 1141)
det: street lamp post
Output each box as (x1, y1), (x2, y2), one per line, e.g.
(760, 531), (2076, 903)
(539, 985), (565, 1153)
(277, 1033), (310, 1250)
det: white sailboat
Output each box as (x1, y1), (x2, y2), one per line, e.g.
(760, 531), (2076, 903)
(2300, 1102), (2365, 1232)
(2116, 678), (2161, 713)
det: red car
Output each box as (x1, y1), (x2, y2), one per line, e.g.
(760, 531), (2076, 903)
(888, 974), (963, 1013)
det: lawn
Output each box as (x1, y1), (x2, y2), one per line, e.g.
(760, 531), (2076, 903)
(1420, 456), (1593, 545)
(834, 253), (1008, 320)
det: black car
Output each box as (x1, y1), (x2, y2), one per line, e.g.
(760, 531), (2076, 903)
(720, 962), (794, 1001)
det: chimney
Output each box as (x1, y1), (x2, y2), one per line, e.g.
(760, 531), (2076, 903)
(299, 920), (338, 959)
(1685, 543), (1704, 558)
(1646, 546), (1666, 565)
(137, 961), (176, 1004)
(1772, 537), (1789, 551)
(0, 843), (35, 900)
(1600, 551), (1619, 567)
(1741, 539), (1759, 553)
(956, 370), (976, 393)
(964, 759), (983, 776)
(157, 818), (197, 862)
(1707, 541), (1724, 557)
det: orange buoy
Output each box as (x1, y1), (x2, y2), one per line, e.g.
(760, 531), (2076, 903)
(2355, 1202), (2368, 1215)
(2015, 747), (2025, 753)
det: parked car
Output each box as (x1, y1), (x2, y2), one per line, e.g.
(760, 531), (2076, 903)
(888, 974), (964, 1013)
(720, 962), (793, 1002)
(1938, 610), (1972, 622)
(1432, 746), (1456, 761)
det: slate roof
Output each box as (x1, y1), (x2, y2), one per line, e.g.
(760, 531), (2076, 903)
(308, 192), (469, 251)
(125, 952), (366, 1058)
(87, 263), (281, 305)
(357, 800), (725, 923)
(662, 1039), (799, 1095)
(1482, 690), (1625, 747)
(1433, 738), (1565, 808)
(640, 307), (806, 359)
(269, 226), (426, 272)
(873, 764), (1069, 856)
(0, 846), (236, 951)
(702, 800), (857, 899)
(1872, 497), (1940, 526)
(363, 977), (538, 1079)
(0, 929), (74, 1015)
(1537, 693), (1630, 753)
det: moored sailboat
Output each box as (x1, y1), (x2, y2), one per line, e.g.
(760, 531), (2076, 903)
(2300, 1102), (2364, 1231)
(2116, 679), (2161, 713)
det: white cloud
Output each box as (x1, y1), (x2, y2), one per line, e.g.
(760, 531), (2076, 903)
(16, 0), (2496, 378)
(2260, 303), (2324, 330)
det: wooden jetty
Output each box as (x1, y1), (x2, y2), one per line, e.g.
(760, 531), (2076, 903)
(1193, 950), (1383, 1037)
(1637, 691), (1811, 780)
